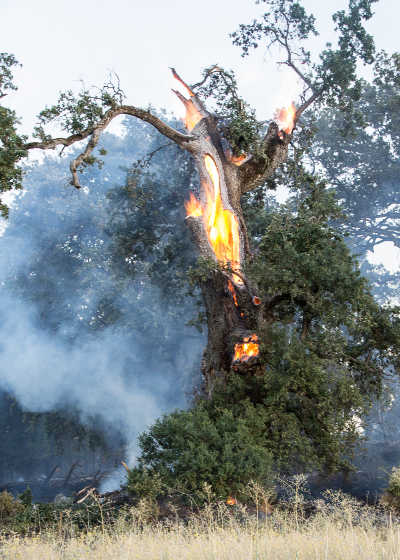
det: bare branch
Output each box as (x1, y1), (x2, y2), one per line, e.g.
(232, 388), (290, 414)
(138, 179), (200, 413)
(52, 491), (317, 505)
(190, 65), (224, 90)
(295, 89), (324, 120)
(239, 122), (291, 193)
(24, 105), (194, 188)
(280, 14), (314, 91)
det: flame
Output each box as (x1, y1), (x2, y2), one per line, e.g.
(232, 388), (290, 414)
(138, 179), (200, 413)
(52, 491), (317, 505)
(234, 334), (259, 362)
(185, 192), (202, 217)
(185, 154), (242, 283)
(226, 496), (237, 506)
(184, 104), (203, 131)
(172, 71), (203, 131)
(227, 280), (239, 307)
(274, 102), (296, 135)
(230, 153), (247, 166)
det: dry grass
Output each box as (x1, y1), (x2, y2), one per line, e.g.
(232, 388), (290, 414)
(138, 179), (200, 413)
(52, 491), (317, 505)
(1, 487), (400, 559)
(1, 520), (400, 560)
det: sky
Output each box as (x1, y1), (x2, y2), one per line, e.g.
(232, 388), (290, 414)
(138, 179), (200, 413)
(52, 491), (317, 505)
(3, 0), (399, 131)
(2, 0), (400, 269)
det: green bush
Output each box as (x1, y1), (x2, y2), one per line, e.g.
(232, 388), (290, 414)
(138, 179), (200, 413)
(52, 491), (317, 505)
(126, 400), (274, 505)
(0, 490), (24, 523)
(381, 466), (400, 511)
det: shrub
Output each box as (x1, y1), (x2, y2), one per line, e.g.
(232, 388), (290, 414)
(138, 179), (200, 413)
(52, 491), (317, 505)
(381, 466), (400, 511)
(0, 490), (24, 523)
(126, 401), (274, 505)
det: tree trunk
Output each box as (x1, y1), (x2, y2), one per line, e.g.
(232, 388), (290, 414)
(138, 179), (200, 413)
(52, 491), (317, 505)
(171, 71), (293, 396)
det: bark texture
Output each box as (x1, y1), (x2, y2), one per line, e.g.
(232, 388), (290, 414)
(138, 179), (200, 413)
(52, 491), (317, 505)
(168, 71), (293, 394)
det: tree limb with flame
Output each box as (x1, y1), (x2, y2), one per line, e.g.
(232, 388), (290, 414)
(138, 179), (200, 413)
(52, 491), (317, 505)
(0, 0), (380, 395)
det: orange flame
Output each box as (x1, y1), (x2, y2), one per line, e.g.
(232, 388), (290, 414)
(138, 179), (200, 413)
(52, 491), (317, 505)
(234, 334), (259, 362)
(185, 192), (202, 217)
(227, 280), (239, 307)
(172, 71), (203, 131)
(230, 153), (247, 166)
(184, 104), (203, 131)
(226, 496), (237, 506)
(185, 154), (242, 283)
(274, 102), (296, 135)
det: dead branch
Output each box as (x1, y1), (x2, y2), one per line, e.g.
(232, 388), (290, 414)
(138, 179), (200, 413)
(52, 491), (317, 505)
(239, 122), (291, 193)
(24, 105), (195, 188)
(63, 461), (81, 487)
(45, 465), (60, 485)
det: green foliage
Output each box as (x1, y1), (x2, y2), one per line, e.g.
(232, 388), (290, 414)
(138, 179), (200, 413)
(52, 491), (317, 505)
(126, 401), (274, 504)
(18, 487), (32, 507)
(0, 54), (27, 215)
(130, 176), (400, 497)
(231, 0), (378, 131)
(0, 494), (118, 535)
(34, 74), (125, 139)
(0, 53), (19, 97)
(244, 177), (400, 469)
(194, 66), (262, 156)
(381, 466), (400, 511)
(251, 176), (400, 384)
(0, 490), (24, 522)
(386, 467), (400, 498)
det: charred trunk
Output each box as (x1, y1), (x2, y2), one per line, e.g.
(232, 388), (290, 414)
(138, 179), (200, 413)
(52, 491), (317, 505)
(171, 70), (293, 396)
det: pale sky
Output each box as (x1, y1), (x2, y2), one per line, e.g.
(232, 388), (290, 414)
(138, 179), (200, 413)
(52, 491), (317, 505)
(3, 0), (399, 134)
(2, 0), (400, 272)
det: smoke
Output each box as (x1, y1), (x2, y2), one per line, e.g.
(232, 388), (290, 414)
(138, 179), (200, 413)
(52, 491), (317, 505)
(1, 295), (167, 438)
(0, 125), (203, 488)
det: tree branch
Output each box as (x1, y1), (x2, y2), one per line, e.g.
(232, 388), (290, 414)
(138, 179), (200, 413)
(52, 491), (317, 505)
(24, 105), (194, 188)
(295, 89), (324, 120)
(190, 65), (224, 90)
(239, 122), (292, 193)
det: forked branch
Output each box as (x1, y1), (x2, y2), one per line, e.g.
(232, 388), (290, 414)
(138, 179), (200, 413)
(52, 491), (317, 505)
(24, 105), (194, 188)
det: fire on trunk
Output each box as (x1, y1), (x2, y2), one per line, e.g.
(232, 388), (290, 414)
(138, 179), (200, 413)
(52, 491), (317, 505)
(184, 154), (242, 284)
(234, 334), (259, 362)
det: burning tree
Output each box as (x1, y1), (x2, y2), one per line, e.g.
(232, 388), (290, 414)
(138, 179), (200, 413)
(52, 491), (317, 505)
(0, 0), (383, 398)
(3, 1), (400, 490)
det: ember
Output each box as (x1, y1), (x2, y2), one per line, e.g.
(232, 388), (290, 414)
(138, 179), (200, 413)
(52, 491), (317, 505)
(234, 334), (259, 362)
(227, 279), (239, 307)
(226, 496), (237, 505)
(230, 153), (247, 166)
(274, 102), (296, 135)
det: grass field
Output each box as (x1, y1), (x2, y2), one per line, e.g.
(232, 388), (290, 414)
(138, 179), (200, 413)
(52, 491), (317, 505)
(1, 491), (400, 560)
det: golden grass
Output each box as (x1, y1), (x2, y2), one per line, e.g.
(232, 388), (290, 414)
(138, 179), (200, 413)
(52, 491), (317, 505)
(1, 522), (400, 560)
(1, 497), (400, 560)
